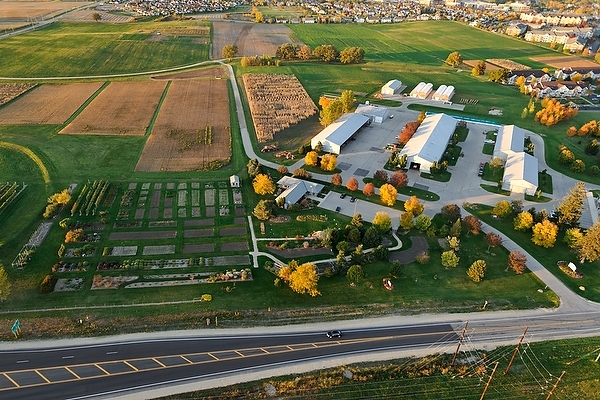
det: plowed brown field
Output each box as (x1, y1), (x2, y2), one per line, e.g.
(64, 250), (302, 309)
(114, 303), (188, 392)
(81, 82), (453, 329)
(60, 81), (167, 136)
(0, 83), (102, 125)
(530, 55), (599, 69)
(151, 66), (228, 80)
(135, 77), (230, 172)
(211, 21), (296, 58)
(0, 1), (91, 19)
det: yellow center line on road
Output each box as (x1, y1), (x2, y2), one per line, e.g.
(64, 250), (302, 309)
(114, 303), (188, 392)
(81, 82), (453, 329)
(2, 372), (19, 388)
(65, 367), (81, 379)
(94, 364), (110, 376)
(35, 370), (51, 384)
(180, 355), (193, 364)
(152, 358), (167, 368)
(123, 361), (138, 372)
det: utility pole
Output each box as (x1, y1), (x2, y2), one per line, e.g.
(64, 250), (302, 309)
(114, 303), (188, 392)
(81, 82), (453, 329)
(504, 327), (528, 375)
(479, 361), (499, 400)
(545, 371), (566, 400)
(451, 321), (469, 368)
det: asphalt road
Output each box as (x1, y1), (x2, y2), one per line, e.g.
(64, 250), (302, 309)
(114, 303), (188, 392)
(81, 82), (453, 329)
(0, 324), (458, 399)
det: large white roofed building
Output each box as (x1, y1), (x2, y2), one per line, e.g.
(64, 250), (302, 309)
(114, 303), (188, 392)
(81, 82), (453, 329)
(311, 113), (370, 154)
(493, 125), (525, 161)
(399, 113), (458, 173)
(502, 152), (538, 195)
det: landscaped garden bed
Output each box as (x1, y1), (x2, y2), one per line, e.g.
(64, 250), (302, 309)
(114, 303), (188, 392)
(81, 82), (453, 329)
(51, 261), (90, 273)
(91, 275), (138, 289)
(54, 278), (85, 292)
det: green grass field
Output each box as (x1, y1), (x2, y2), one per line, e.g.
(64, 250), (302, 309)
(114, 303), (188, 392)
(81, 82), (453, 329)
(0, 21), (210, 77)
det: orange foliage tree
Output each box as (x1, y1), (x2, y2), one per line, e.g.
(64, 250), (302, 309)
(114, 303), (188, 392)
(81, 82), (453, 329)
(362, 182), (375, 197)
(398, 121), (420, 144)
(346, 177), (359, 191)
(534, 98), (578, 127)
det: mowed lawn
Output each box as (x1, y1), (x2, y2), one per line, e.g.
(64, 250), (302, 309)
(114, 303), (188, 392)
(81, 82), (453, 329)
(0, 22), (210, 77)
(289, 21), (554, 67)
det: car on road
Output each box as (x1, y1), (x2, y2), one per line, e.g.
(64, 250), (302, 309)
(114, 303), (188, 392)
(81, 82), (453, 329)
(326, 330), (342, 338)
(340, 193), (346, 199)
(349, 197), (356, 203)
(335, 206), (341, 212)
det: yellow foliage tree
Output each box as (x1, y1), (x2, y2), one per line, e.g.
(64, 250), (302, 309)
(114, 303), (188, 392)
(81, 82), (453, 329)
(320, 154), (337, 171)
(252, 174), (275, 195)
(279, 261), (320, 297)
(379, 183), (397, 206)
(403, 196), (424, 216)
(305, 151), (319, 167)
(48, 189), (71, 205)
(531, 219), (558, 248)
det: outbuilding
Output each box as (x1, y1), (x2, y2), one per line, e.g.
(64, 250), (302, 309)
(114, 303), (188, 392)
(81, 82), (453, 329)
(381, 79), (403, 95)
(229, 175), (240, 188)
(311, 113), (371, 154)
(398, 113), (458, 173)
(502, 152), (538, 195)
(355, 103), (390, 124)
(275, 176), (324, 209)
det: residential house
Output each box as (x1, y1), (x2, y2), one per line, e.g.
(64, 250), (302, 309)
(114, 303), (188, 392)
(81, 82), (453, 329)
(507, 70), (552, 85)
(527, 81), (590, 97)
(275, 177), (324, 209)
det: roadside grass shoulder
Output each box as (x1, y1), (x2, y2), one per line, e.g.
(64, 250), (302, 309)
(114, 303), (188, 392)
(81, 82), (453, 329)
(467, 203), (600, 302)
(157, 336), (600, 400)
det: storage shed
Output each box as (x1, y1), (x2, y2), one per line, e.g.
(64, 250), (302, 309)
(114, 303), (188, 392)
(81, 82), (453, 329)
(311, 113), (371, 154)
(355, 103), (390, 124)
(381, 79), (403, 95)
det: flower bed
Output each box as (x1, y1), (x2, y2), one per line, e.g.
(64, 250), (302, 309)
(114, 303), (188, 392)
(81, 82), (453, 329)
(114, 221), (142, 228)
(51, 260), (89, 272)
(191, 190), (200, 206)
(557, 261), (584, 279)
(178, 190), (187, 207)
(205, 188), (215, 206)
(65, 245), (96, 257)
(91, 275), (137, 289)
(96, 258), (204, 270)
(219, 189), (229, 205)
(148, 220), (176, 227)
(54, 278), (85, 292)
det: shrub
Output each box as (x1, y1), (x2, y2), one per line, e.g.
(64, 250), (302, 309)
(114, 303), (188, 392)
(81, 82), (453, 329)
(467, 260), (486, 282)
(201, 294), (212, 302)
(40, 275), (57, 294)
(415, 251), (430, 264)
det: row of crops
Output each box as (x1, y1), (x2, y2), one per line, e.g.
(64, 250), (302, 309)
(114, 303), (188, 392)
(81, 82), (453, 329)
(70, 180), (110, 216)
(0, 182), (25, 214)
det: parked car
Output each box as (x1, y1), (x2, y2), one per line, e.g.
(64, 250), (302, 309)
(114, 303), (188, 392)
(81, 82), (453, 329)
(349, 197), (356, 203)
(335, 206), (341, 212)
(478, 162), (485, 177)
(326, 330), (342, 338)
(340, 193), (346, 199)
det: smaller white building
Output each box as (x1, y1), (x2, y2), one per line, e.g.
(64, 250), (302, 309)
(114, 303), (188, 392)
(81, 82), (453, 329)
(493, 125), (525, 161)
(381, 79), (403, 95)
(502, 152), (538, 195)
(355, 103), (390, 124)
(229, 175), (240, 188)
(432, 85), (447, 101)
(276, 176), (324, 209)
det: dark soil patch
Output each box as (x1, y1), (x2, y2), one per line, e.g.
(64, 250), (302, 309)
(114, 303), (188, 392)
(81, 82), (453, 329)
(148, 208), (158, 219)
(212, 255), (251, 266)
(206, 206), (215, 217)
(183, 228), (214, 238)
(234, 217), (246, 225)
(388, 236), (429, 264)
(235, 207), (245, 216)
(109, 231), (177, 240)
(163, 208), (173, 219)
(184, 218), (215, 227)
(182, 244), (215, 253)
(220, 242), (249, 251)
(151, 190), (160, 207)
(135, 209), (145, 219)
(220, 227), (247, 236)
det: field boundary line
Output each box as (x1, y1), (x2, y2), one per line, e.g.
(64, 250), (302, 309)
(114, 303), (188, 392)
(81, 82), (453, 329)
(0, 141), (50, 183)
(0, 299), (205, 315)
(62, 81), (110, 126)
(145, 80), (171, 136)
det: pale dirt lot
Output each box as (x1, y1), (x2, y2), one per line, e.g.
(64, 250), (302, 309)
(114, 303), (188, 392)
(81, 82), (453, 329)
(0, 1), (91, 19)
(60, 81), (167, 136)
(59, 9), (133, 23)
(211, 20), (298, 59)
(530, 55), (600, 69)
(135, 76), (230, 172)
(0, 83), (102, 124)
(463, 60), (499, 71)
